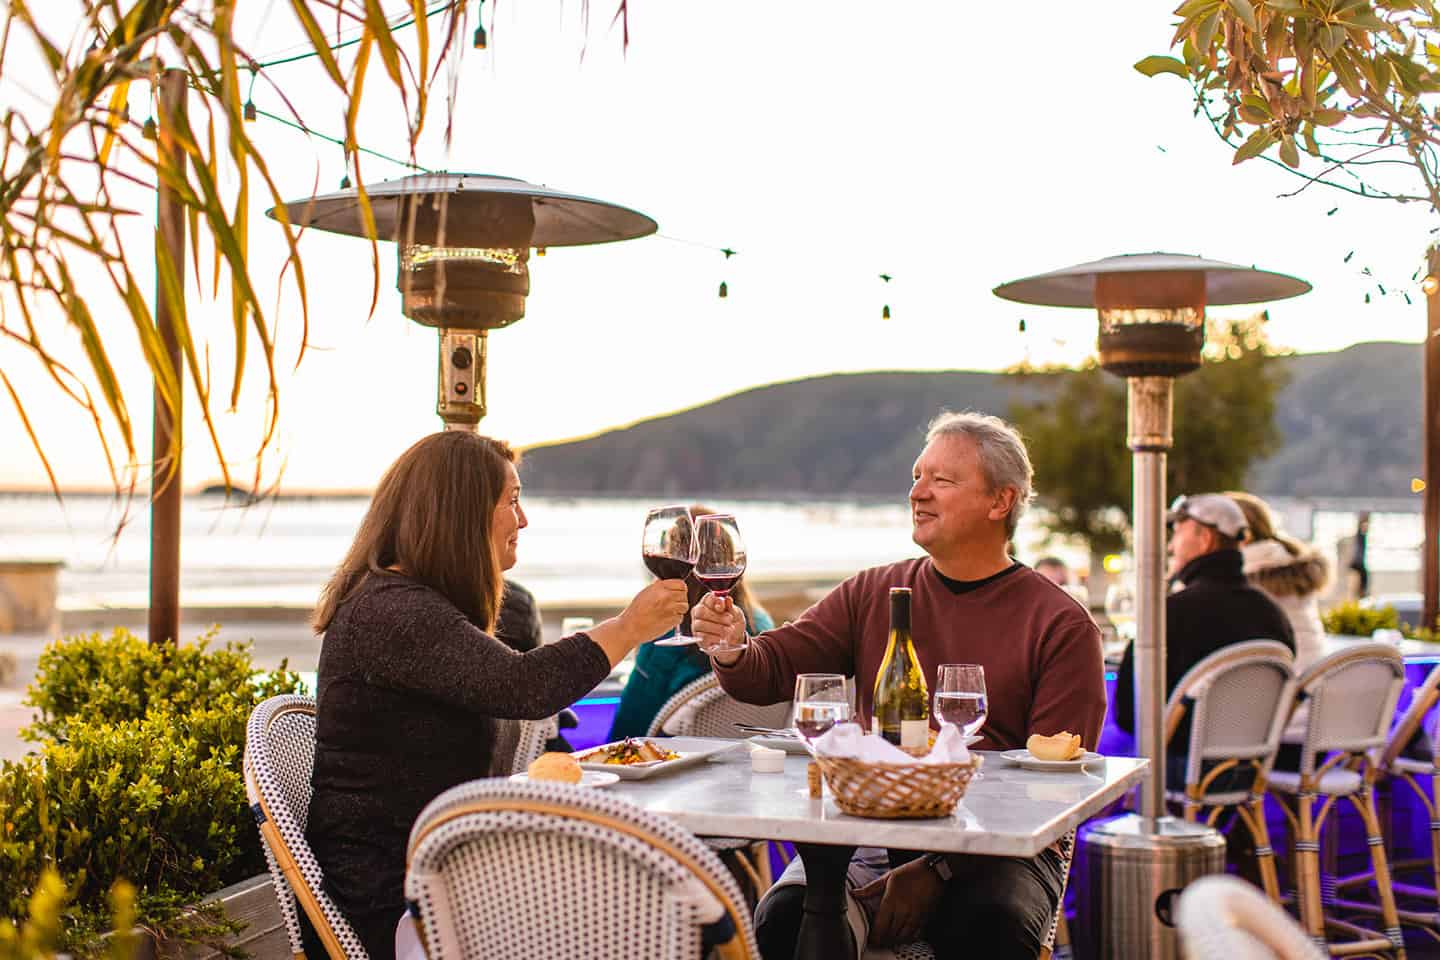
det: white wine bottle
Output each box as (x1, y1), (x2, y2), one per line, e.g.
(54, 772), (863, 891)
(871, 587), (929, 748)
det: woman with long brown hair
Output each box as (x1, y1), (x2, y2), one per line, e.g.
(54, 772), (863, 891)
(303, 431), (688, 960)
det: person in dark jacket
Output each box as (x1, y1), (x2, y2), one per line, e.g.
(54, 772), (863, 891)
(1116, 493), (1295, 786)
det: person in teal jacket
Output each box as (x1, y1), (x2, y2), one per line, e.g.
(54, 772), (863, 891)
(609, 507), (773, 740)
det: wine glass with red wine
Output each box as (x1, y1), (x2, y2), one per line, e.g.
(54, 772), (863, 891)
(694, 513), (747, 599)
(642, 505), (698, 646)
(793, 673), (850, 753)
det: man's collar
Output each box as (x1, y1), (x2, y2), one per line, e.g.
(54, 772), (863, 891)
(1174, 548), (1246, 587)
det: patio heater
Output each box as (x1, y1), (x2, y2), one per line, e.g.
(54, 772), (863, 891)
(268, 173), (657, 429)
(994, 253), (1310, 958)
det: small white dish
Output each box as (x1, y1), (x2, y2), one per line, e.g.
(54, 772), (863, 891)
(652, 635), (700, 647)
(749, 734), (811, 755)
(508, 770), (620, 788)
(1000, 749), (1104, 772)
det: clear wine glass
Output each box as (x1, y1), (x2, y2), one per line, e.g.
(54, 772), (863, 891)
(934, 663), (988, 739)
(642, 505), (697, 646)
(1105, 580), (1137, 643)
(694, 513), (746, 598)
(793, 673), (850, 753)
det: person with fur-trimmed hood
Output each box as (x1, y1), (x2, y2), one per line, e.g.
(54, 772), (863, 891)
(1226, 492), (1331, 675)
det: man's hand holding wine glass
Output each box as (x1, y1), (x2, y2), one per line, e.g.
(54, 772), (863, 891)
(691, 593), (747, 661)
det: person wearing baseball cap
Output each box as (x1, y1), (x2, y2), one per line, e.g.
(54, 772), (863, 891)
(1115, 492), (1295, 791)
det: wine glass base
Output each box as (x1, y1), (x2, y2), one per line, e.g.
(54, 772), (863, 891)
(652, 634), (700, 647)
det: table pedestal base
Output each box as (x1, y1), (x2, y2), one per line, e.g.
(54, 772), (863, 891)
(793, 842), (857, 960)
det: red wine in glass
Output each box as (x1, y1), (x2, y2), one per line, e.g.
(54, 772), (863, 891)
(696, 572), (740, 594)
(642, 505), (698, 645)
(644, 555), (695, 582)
(694, 513), (746, 598)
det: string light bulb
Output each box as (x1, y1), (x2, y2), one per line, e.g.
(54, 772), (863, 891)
(1423, 275), (1439, 296)
(244, 100), (256, 122)
(474, 0), (487, 48)
(718, 281), (727, 299)
(882, 304), (891, 320)
(1413, 477), (1428, 494)
(340, 174), (351, 189)
(142, 117), (157, 141)
(1018, 318), (1026, 333)
(535, 247), (546, 257)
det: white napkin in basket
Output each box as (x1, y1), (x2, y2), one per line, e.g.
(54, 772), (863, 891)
(812, 721), (970, 765)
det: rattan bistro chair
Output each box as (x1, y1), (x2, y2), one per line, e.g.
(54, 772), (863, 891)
(404, 778), (758, 960)
(1335, 661), (1440, 930)
(1163, 641), (1296, 901)
(1177, 875), (1326, 960)
(1266, 644), (1408, 958)
(243, 694), (368, 960)
(648, 673), (794, 896)
(511, 716), (560, 774)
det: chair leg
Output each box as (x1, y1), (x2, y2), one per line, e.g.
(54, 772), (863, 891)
(1429, 772), (1440, 918)
(1295, 790), (1329, 952)
(1354, 787), (1409, 958)
(1237, 797), (1282, 904)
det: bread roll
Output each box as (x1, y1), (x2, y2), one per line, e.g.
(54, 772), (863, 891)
(1026, 732), (1083, 761)
(527, 751), (582, 783)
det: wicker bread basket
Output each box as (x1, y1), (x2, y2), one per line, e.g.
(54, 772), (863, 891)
(815, 753), (983, 819)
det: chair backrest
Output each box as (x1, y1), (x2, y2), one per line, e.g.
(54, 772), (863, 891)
(1166, 641), (1295, 788)
(1382, 661), (1440, 769)
(647, 673), (793, 739)
(244, 694), (368, 960)
(511, 716), (560, 774)
(404, 779), (758, 960)
(1177, 875), (1324, 960)
(1292, 643), (1406, 774)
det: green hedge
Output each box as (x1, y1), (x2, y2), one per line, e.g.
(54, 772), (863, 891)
(0, 628), (304, 956)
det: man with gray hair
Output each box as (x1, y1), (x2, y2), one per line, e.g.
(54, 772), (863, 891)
(693, 410), (1106, 960)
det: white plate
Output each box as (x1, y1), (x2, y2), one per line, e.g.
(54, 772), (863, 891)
(508, 770), (620, 788)
(652, 635), (700, 647)
(575, 737), (745, 780)
(1000, 749), (1104, 771)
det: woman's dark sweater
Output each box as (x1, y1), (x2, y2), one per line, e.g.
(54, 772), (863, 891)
(304, 572), (611, 953)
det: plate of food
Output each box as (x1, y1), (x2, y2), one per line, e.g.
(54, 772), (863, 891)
(1001, 732), (1103, 771)
(574, 737), (745, 780)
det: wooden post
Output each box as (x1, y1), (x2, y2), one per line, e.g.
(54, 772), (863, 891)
(1425, 248), (1440, 631)
(148, 69), (187, 646)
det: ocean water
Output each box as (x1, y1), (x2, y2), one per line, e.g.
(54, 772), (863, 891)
(0, 492), (1424, 610)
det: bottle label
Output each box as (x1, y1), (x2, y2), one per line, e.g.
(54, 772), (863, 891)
(900, 719), (928, 749)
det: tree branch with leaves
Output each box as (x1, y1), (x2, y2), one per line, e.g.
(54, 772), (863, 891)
(0, 0), (553, 498)
(1137, 0), (1440, 210)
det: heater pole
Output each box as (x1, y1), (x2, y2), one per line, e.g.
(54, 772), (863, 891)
(1128, 376), (1173, 820)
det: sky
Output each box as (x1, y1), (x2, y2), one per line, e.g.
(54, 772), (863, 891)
(0, 1), (1434, 492)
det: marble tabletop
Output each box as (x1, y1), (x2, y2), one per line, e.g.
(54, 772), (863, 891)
(609, 744), (1148, 858)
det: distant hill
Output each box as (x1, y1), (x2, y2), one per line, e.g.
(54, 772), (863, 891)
(518, 342), (1423, 500)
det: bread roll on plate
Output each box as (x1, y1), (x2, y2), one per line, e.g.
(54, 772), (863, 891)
(1026, 732), (1084, 762)
(527, 751), (582, 784)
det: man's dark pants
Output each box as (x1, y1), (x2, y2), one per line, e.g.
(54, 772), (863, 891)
(753, 846), (1066, 960)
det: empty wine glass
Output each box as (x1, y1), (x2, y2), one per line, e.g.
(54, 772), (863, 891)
(694, 514), (747, 598)
(934, 663), (988, 739)
(1105, 580), (1137, 642)
(793, 673), (849, 752)
(642, 505), (697, 646)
